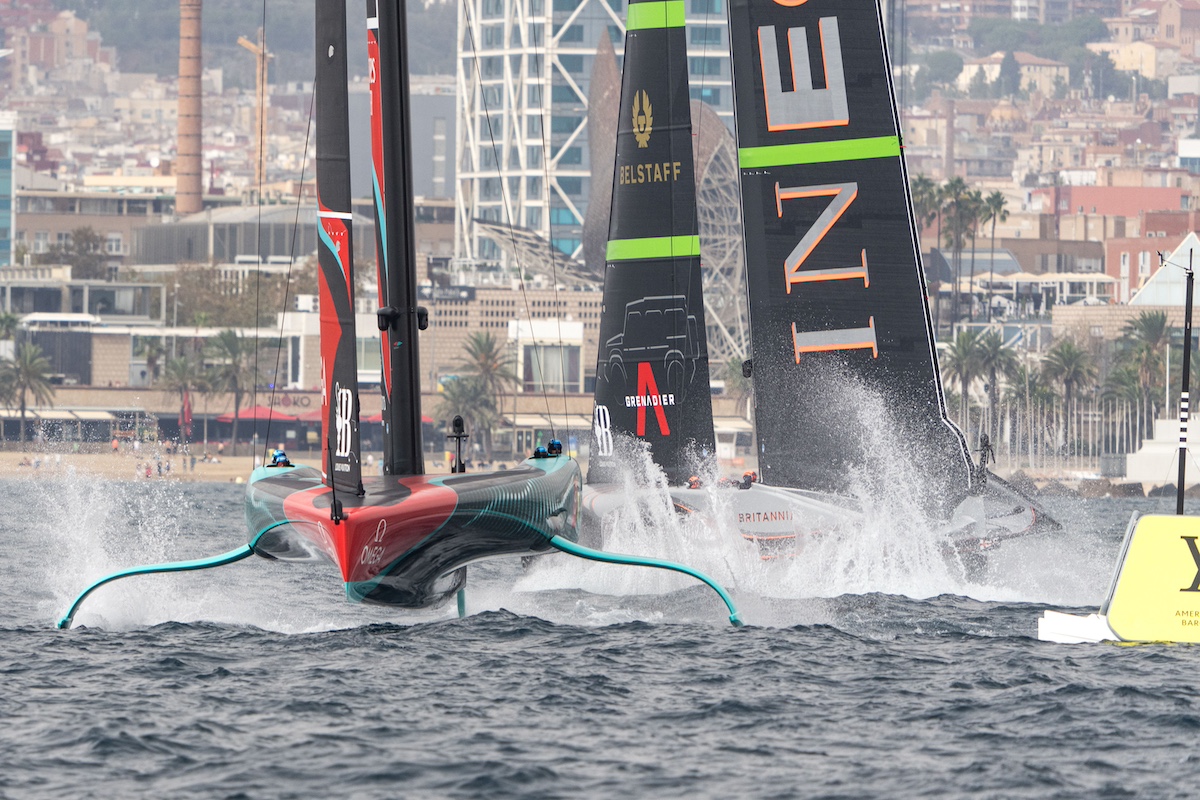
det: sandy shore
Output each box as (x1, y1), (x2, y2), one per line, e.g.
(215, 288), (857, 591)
(0, 449), (258, 482)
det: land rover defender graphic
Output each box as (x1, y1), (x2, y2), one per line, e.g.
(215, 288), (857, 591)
(602, 294), (702, 395)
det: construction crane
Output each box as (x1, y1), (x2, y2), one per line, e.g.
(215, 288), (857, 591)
(237, 27), (273, 192)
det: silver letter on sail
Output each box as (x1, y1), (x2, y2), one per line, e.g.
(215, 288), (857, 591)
(758, 18), (848, 131)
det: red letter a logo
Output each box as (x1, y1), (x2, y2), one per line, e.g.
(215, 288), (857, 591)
(636, 362), (670, 437)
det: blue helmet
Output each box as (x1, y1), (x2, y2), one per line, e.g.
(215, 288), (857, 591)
(271, 449), (288, 464)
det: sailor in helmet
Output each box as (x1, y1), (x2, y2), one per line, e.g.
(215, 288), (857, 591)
(269, 448), (292, 468)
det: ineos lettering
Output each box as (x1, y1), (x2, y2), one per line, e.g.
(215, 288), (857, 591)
(758, 19), (848, 131)
(776, 182), (867, 293)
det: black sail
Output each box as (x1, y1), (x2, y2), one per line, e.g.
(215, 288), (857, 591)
(590, 0), (716, 485)
(315, 0), (363, 493)
(727, 0), (972, 512)
(367, 0), (425, 476)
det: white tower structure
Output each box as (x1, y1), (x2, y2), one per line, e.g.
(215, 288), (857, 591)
(455, 0), (733, 271)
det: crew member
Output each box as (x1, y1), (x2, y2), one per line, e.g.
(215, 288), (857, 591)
(269, 449), (292, 467)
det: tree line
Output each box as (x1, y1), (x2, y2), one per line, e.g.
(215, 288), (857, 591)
(910, 175), (1010, 331)
(943, 310), (1189, 465)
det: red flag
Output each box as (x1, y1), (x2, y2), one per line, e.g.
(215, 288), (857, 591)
(180, 390), (193, 440)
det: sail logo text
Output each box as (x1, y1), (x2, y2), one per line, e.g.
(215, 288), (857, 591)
(619, 162), (682, 185)
(625, 393), (676, 408)
(738, 510), (794, 523)
(755, 16), (878, 363)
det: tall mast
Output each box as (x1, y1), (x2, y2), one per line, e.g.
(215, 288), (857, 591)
(1178, 248), (1194, 515)
(367, 0), (425, 476)
(316, 0), (363, 494)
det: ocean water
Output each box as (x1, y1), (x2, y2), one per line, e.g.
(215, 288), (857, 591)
(3, 473), (1200, 798)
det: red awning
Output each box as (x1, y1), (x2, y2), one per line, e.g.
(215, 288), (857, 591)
(295, 409), (324, 422)
(216, 404), (299, 423)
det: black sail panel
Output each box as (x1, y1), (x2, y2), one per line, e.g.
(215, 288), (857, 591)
(590, 0), (716, 485)
(315, 0), (362, 493)
(367, 0), (424, 476)
(727, 0), (972, 511)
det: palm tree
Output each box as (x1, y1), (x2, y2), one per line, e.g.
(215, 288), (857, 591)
(965, 189), (984, 321)
(455, 332), (517, 456)
(1042, 338), (1097, 438)
(136, 338), (166, 384)
(1120, 310), (1169, 429)
(982, 191), (1009, 321)
(160, 356), (209, 446)
(2, 343), (55, 446)
(0, 312), (19, 340)
(941, 329), (983, 428)
(976, 331), (1017, 441)
(207, 329), (257, 457)
(941, 177), (971, 325)
(910, 174), (940, 235)
(722, 355), (752, 417)
(457, 332), (516, 393)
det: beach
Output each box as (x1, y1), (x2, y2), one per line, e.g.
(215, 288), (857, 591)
(0, 447), (278, 483)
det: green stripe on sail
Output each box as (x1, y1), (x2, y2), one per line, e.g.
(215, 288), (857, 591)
(626, 0), (685, 29)
(606, 235), (700, 261)
(738, 136), (901, 169)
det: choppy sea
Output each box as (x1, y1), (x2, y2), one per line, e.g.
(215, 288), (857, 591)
(3, 472), (1200, 798)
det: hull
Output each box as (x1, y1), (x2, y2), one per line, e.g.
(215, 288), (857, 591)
(246, 456), (581, 607)
(582, 472), (1057, 575)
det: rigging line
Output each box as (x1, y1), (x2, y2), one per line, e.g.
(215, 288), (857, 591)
(251, 0), (269, 468)
(463, 0), (557, 441)
(526, 5), (563, 438)
(262, 86), (317, 465)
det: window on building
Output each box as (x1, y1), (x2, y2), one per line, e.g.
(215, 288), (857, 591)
(527, 176), (543, 198)
(557, 145), (582, 164)
(523, 343), (580, 392)
(690, 87), (721, 105)
(689, 57), (721, 76)
(553, 0), (576, 10)
(482, 0), (504, 18)
(691, 26), (722, 44)
(558, 23), (584, 41)
(528, 24), (544, 46)
(691, 0), (721, 13)
(105, 233), (122, 255)
(528, 84), (543, 105)
(559, 54), (583, 73)
(527, 115), (543, 136)
(482, 56), (503, 77)
(551, 237), (581, 256)
(551, 115), (582, 133)
(530, 0), (544, 13)
(483, 25), (504, 46)
(550, 207), (577, 225)
(526, 207), (543, 228)
(1138, 251), (1150, 276)
(552, 84), (579, 103)
(527, 145), (543, 166)
(557, 177), (582, 195)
